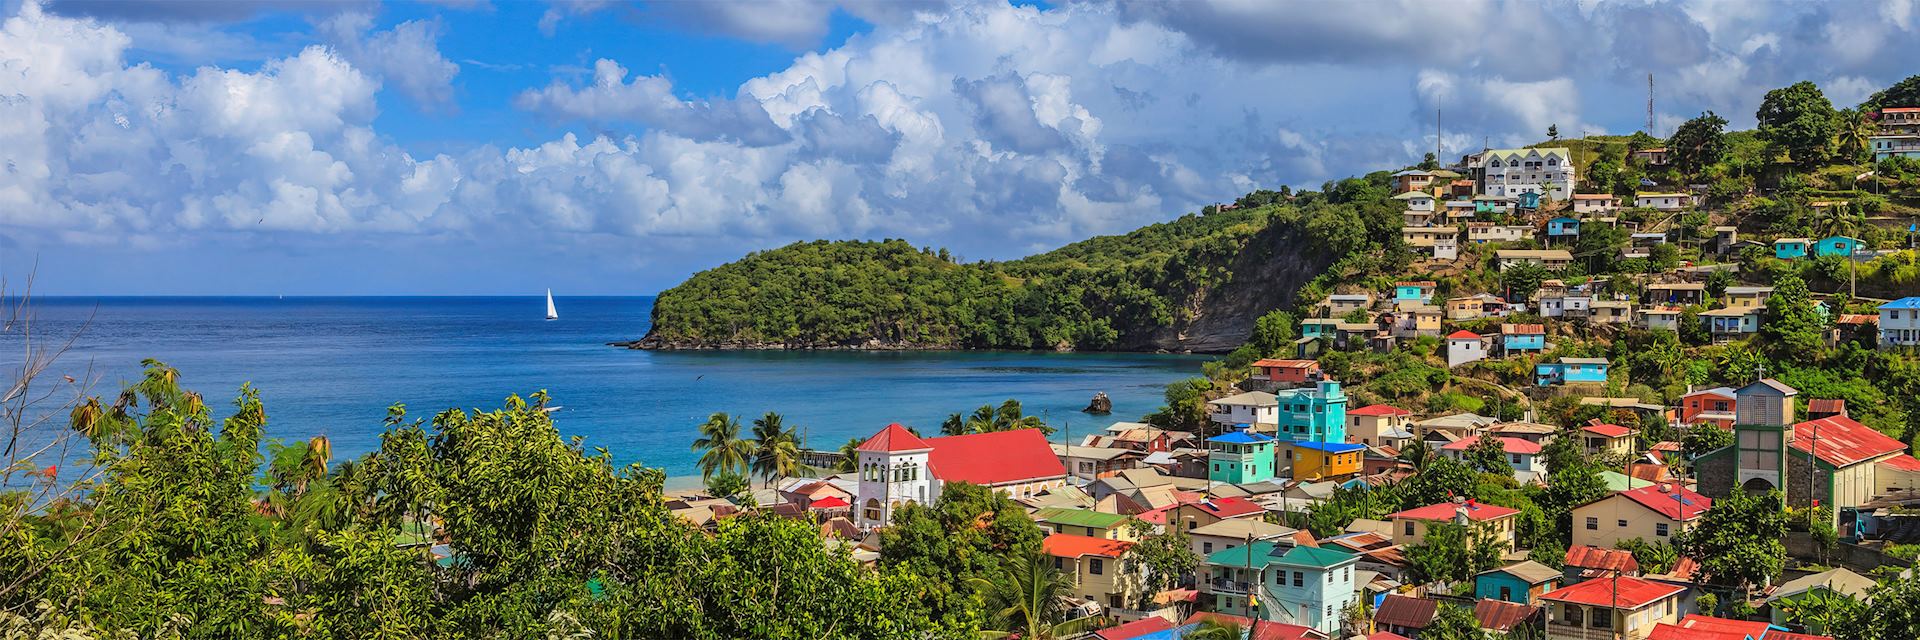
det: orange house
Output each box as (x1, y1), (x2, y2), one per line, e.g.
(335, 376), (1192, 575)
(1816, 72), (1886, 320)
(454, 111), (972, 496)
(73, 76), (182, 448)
(1679, 387), (1736, 429)
(1249, 359), (1321, 386)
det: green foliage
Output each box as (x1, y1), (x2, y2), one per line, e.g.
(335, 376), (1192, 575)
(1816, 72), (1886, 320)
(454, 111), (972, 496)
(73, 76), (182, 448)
(1670, 111), (1730, 178)
(1758, 81), (1839, 168)
(706, 469), (750, 500)
(1404, 521), (1502, 585)
(1499, 261), (1550, 301)
(1614, 538), (1678, 574)
(880, 482), (1044, 631)
(1145, 377), (1214, 432)
(1676, 489), (1787, 590)
(1463, 434), (1514, 475)
(1682, 425), (1735, 459)
(968, 553), (1075, 639)
(1760, 272), (1828, 358)
(1122, 522), (1199, 607)
(1421, 603), (1484, 640)
(1865, 74), (1920, 110)
(1829, 571), (1920, 640)
(942, 400), (1051, 436)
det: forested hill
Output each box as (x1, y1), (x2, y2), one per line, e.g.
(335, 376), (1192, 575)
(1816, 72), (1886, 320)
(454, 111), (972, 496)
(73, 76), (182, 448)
(622, 183), (1405, 352)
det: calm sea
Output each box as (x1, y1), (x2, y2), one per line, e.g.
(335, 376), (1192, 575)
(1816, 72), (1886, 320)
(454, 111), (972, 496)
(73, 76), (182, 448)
(4, 297), (1203, 482)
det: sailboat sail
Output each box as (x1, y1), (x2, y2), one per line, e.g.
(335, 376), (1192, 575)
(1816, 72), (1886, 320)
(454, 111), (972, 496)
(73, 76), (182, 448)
(546, 289), (558, 320)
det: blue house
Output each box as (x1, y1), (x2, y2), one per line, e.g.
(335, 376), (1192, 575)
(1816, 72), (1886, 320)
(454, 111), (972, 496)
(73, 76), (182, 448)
(1272, 380), (1349, 449)
(1518, 191), (1542, 209)
(1395, 281), (1437, 304)
(1475, 560), (1563, 605)
(1774, 237), (1809, 260)
(1547, 217), (1581, 238)
(1814, 235), (1863, 258)
(1536, 357), (1610, 386)
(1202, 542), (1358, 635)
(1300, 319), (1339, 339)
(1501, 323), (1546, 354)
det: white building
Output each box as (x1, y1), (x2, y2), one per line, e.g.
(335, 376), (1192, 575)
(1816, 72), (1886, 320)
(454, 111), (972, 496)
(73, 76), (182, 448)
(854, 424), (1067, 528)
(1477, 147), (1575, 199)
(1208, 391), (1279, 430)
(1571, 194), (1620, 214)
(1447, 330), (1489, 367)
(1635, 192), (1693, 210)
(1882, 297), (1920, 348)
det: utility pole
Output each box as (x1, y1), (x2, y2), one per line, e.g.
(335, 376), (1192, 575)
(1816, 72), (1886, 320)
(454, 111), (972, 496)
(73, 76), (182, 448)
(1647, 73), (1656, 136)
(1437, 108), (1443, 162)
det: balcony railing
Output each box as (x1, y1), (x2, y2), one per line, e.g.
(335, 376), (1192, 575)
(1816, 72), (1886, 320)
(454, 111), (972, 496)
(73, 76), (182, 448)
(1206, 578), (1253, 595)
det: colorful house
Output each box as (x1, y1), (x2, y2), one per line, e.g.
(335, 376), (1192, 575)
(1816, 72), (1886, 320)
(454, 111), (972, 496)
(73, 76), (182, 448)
(1679, 387), (1737, 429)
(1535, 357), (1609, 387)
(1578, 422), (1636, 457)
(1700, 307), (1762, 342)
(1207, 429), (1277, 485)
(1540, 576), (1684, 640)
(1501, 323), (1547, 354)
(1518, 191), (1542, 209)
(1394, 281), (1437, 304)
(1201, 542), (1358, 635)
(1034, 508), (1138, 541)
(1250, 359), (1322, 386)
(1271, 381), (1349, 464)
(1773, 237), (1809, 260)
(1043, 534), (1169, 618)
(1346, 404), (1414, 448)
(1290, 441), (1365, 481)
(1881, 297), (1920, 348)
(1571, 193), (1620, 214)
(1387, 501), (1520, 553)
(1814, 235), (1862, 257)
(1571, 483), (1709, 550)
(1476, 560), (1563, 605)
(1547, 217), (1582, 238)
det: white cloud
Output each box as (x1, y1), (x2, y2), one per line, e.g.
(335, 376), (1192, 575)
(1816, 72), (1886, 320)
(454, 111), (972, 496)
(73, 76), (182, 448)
(319, 12), (460, 109)
(514, 59), (788, 145)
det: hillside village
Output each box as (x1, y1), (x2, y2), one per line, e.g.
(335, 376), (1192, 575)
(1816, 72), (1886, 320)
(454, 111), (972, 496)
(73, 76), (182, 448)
(671, 82), (1920, 640)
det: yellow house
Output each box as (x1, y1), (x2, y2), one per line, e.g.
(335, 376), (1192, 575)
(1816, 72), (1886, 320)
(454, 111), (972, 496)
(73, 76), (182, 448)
(1291, 441), (1366, 480)
(1541, 576), (1683, 640)
(1580, 423), (1638, 458)
(1387, 501), (1519, 554)
(1347, 404), (1415, 447)
(1033, 507), (1139, 542)
(1043, 533), (1170, 620)
(1571, 484), (1711, 550)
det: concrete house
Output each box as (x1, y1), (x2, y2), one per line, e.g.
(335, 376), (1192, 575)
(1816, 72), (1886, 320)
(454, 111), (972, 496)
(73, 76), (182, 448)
(1644, 283), (1704, 306)
(1391, 305), (1444, 338)
(1250, 359), (1322, 386)
(1270, 381), (1351, 465)
(1447, 330), (1490, 367)
(1188, 518), (1299, 558)
(1477, 147), (1575, 199)
(1699, 307), (1762, 342)
(1291, 441), (1365, 481)
(1209, 392), (1279, 430)
(1034, 508), (1139, 541)
(1723, 286), (1773, 309)
(1589, 299), (1632, 325)
(1634, 192), (1690, 210)
(1540, 576), (1683, 640)
(1442, 199), (1478, 222)
(1387, 500), (1520, 554)
(1637, 307), (1683, 332)
(1202, 542), (1358, 635)
(1546, 217), (1582, 239)
(1473, 194), (1516, 214)
(1501, 323), (1547, 354)
(1044, 534), (1171, 619)
(1571, 193), (1620, 214)
(1393, 170), (1436, 194)
(1442, 436), (1546, 483)
(1873, 106), (1920, 160)
(1496, 249), (1573, 270)
(1679, 387), (1737, 429)
(1773, 237), (1809, 260)
(1571, 483), (1709, 550)
(1207, 429), (1278, 485)
(1323, 293), (1374, 316)
(1815, 235), (1863, 258)
(1536, 357), (1609, 387)
(1467, 223), (1531, 244)
(1401, 227), (1455, 249)
(1433, 235), (1459, 260)
(1347, 404), (1415, 448)
(1394, 281), (1437, 304)
(1881, 297), (1920, 348)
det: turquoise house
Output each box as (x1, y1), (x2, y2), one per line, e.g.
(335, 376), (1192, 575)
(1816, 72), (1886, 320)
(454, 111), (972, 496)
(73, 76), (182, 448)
(1207, 429), (1277, 485)
(1774, 237), (1809, 260)
(1814, 235), (1863, 257)
(1535, 357), (1609, 386)
(1300, 319), (1339, 340)
(1203, 542), (1358, 636)
(1476, 560), (1562, 604)
(1518, 191), (1542, 209)
(1272, 380), (1348, 444)
(1547, 217), (1581, 237)
(1502, 325), (1546, 353)
(1394, 281), (1436, 304)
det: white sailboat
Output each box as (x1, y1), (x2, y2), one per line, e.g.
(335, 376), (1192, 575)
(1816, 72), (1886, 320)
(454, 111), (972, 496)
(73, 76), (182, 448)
(545, 289), (558, 320)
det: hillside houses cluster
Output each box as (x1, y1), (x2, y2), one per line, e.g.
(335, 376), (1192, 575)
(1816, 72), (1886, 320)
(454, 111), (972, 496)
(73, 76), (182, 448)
(680, 369), (1920, 640)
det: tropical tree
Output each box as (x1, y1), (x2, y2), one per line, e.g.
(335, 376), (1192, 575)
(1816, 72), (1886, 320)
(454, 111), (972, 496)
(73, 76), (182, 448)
(692, 411), (753, 480)
(1779, 586), (1863, 636)
(1404, 521), (1501, 585)
(1757, 81), (1838, 167)
(1463, 433), (1514, 475)
(1122, 522), (1199, 607)
(1183, 619), (1245, 640)
(749, 411), (813, 487)
(1834, 108), (1876, 163)
(834, 436), (864, 472)
(1423, 603), (1484, 640)
(1676, 488), (1787, 591)
(947, 400), (1052, 436)
(969, 553), (1075, 640)
(1669, 111), (1730, 178)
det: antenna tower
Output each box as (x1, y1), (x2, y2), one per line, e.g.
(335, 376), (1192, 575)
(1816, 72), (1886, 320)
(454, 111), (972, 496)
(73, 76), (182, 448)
(1647, 73), (1656, 135)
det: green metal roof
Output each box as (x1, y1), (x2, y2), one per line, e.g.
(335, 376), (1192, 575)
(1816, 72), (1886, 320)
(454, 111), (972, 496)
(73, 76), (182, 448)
(1598, 470), (1654, 492)
(1033, 507), (1132, 529)
(1272, 545), (1355, 569)
(1204, 540), (1278, 567)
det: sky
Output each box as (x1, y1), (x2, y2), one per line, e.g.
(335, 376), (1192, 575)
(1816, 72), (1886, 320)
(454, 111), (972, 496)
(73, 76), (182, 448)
(1, 0), (1918, 295)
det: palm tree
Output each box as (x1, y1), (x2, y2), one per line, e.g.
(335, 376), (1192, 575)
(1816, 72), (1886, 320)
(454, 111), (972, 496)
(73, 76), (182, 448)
(834, 437), (863, 473)
(750, 412), (813, 488)
(941, 412), (969, 436)
(969, 553), (1076, 640)
(1183, 619), (1245, 640)
(691, 412), (752, 480)
(1398, 438), (1434, 471)
(1835, 108), (1875, 163)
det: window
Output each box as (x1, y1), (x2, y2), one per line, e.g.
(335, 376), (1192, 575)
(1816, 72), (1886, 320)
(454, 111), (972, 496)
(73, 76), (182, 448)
(1109, 594), (1121, 609)
(1618, 519), (1628, 528)
(1405, 522), (1416, 536)
(1501, 586), (1513, 601)
(1656, 523), (1670, 537)
(1585, 517), (1598, 530)
(1089, 558), (1104, 575)
(1293, 571), (1303, 587)
(1053, 557), (1063, 570)
(1326, 571), (1334, 583)
(1188, 521), (1197, 531)
(1203, 542), (1214, 553)
(1344, 567), (1350, 580)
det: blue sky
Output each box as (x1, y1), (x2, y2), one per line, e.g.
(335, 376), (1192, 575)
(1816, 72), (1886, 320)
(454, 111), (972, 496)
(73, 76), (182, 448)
(2, 0), (1917, 295)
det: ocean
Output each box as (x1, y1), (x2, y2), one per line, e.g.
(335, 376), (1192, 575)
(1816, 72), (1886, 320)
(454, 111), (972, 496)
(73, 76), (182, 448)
(4, 296), (1204, 483)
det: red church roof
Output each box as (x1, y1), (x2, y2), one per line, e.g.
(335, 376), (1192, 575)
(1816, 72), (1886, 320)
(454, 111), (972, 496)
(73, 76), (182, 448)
(1350, 404), (1413, 417)
(1792, 415), (1906, 468)
(925, 428), (1067, 486)
(855, 423), (931, 452)
(1617, 484), (1710, 521)
(1540, 575), (1682, 609)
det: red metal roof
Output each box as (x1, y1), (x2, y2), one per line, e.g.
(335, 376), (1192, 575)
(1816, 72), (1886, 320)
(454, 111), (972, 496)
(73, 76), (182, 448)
(1616, 484), (1710, 521)
(1191, 496), (1266, 519)
(1884, 107), (1920, 113)
(1627, 463), (1671, 483)
(808, 496), (849, 509)
(1766, 632), (1835, 640)
(1250, 621), (1321, 640)
(1791, 415), (1906, 468)
(1251, 358), (1319, 369)
(925, 428), (1067, 485)
(1349, 404), (1413, 417)
(1880, 455), (1920, 472)
(1564, 545), (1639, 573)
(1367, 634), (1412, 640)
(1042, 533), (1135, 559)
(1446, 330), (1481, 340)
(1647, 623), (1743, 640)
(1500, 323), (1545, 334)
(1650, 441), (1681, 452)
(1673, 615), (1772, 639)
(1807, 398), (1846, 415)
(1183, 612), (1255, 629)
(1441, 436), (1540, 454)
(1092, 616), (1174, 640)
(1373, 595), (1437, 628)
(1472, 599), (1536, 632)
(1582, 423), (1633, 438)
(1387, 501), (1519, 522)
(1540, 575), (1682, 609)
(855, 423), (931, 452)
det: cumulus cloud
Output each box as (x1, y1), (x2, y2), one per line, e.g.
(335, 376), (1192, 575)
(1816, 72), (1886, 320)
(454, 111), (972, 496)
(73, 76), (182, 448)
(319, 12), (460, 109)
(514, 59), (789, 146)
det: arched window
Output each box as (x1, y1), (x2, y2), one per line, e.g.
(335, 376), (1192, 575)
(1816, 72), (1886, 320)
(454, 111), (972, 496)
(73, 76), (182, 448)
(863, 498), (882, 522)
(1490, 160), (1502, 168)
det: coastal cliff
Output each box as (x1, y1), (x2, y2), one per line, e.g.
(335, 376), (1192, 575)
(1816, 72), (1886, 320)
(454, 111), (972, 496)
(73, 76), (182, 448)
(618, 199), (1352, 353)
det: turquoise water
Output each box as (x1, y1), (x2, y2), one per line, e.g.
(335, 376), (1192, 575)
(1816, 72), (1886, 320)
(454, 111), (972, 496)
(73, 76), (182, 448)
(6, 297), (1203, 479)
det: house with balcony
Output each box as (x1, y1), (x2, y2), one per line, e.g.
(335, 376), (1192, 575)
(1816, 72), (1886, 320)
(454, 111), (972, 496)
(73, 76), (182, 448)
(1476, 560), (1563, 605)
(1699, 307), (1762, 342)
(1270, 381), (1350, 467)
(1402, 227), (1455, 249)
(1207, 429), (1278, 485)
(1634, 192), (1691, 210)
(1251, 359), (1322, 387)
(1622, 232), (1668, 259)
(1477, 147), (1575, 199)
(1571, 483), (1710, 550)
(1571, 193), (1620, 214)
(1393, 170), (1436, 194)
(1814, 235), (1863, 258)
(1044, 534), (1177, 620)
(1496, 249), (1573, 270)
(1394, 281), (1437, 305)
(1881, 297), (1920, 348)
(1200, 542), (1358, 636)
(1536, 357), (1609, 387)
(1679, 387), (1737, 429)
(1546, 216), (1581, 241)
(1644, 282), (1704, 306)
(1637, 307), (1682, 332)
(1442, 436), (1546, 483)
(1501, 323), (1547, 355)
(1433, 234), (1459, 260)
(1773, 237), (1809, 260)
(1442, 199), (1477, 222)
(1209, 391), (1279, 431)
(1540, 576), (1683, 640)
(1872, 107), (1920, 160)
(1188, 519), (1300, 558)
(1466, 222), (1531, 244)
(1300, 318), (1340, 340)
(1473, 194), (1516, 215)
(1387, 500), (1520, 554)
(1052, 444), (1143, 481)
